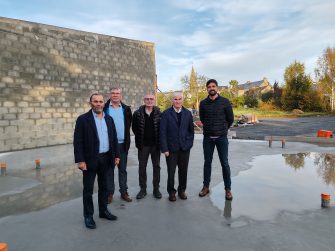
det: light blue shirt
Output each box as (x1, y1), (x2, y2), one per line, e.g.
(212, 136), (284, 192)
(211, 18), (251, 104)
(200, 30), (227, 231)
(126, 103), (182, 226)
(92, 111), (109, 153)
(108, 104), (125, 143)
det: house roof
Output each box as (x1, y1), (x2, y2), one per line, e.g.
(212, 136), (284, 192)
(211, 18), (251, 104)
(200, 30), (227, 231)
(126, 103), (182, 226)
(238, 80), (265, 90)
(218, 85), (229, 90)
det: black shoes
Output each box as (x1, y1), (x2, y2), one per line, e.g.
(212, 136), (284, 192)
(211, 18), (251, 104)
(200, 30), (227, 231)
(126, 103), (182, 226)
(136, 189), (162, 199)
(84, 217), (96, 229)
(85, 210), (117, 229)
(136, 189), (147, 199)
(99, 210), (117, 221)
(153, 189), (162, 199)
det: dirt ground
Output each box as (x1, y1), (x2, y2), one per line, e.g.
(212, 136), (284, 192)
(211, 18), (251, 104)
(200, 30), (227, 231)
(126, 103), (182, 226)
(231, 116), (335, 140)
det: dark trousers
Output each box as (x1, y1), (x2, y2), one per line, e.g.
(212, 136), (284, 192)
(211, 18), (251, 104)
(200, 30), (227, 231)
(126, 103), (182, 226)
(203, 136), (231, 190)
(165, 150), (190, 194)
(138, 145), (161, 190)
(83, 153), (109, 217)
(107, 143), (128, 195)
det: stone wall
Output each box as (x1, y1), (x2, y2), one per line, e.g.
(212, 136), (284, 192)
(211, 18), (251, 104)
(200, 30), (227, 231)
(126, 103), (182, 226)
(0, 17), (156, 152)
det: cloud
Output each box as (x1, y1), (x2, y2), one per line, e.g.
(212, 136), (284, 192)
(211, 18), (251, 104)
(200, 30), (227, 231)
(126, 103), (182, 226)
(1, 0), (334, 91)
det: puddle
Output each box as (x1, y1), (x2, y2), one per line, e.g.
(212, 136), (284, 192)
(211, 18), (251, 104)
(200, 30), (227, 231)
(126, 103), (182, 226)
(0, 164), (83, 218)
(211, 152), (335, 222)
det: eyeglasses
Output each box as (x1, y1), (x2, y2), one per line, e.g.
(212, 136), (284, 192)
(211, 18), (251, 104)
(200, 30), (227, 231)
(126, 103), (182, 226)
(144, 98), (154, 101)
(111, 92), (121, 95)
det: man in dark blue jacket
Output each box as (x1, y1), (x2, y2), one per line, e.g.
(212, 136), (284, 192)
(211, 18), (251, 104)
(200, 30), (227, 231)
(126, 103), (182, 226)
(160, 92), (194, 202)
(74, 93), (120, 229)
(198, 79), (234, 200)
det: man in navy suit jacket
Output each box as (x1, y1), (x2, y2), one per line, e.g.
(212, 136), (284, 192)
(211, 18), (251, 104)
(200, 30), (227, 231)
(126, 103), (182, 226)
(160, 92), (194, 202)
(74, 93), (120, 229)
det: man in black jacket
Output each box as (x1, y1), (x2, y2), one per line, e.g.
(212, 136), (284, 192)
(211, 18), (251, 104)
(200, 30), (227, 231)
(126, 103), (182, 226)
(198, 79), (234, 200)
(104, 87), (133, 202)
(74, 93), (120, 229)
(132, 94), (162, 199)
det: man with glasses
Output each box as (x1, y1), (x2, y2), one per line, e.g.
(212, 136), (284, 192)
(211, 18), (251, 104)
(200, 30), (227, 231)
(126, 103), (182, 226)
(104, 87), (133, 202)
(198, 79), (234, 200)
(74, 93), (120, 229)
(132, 94), (162, 199)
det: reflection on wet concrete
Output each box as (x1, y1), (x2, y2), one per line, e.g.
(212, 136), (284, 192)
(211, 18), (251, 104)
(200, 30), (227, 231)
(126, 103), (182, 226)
(0, 177), (40, 197)
(0, 164), (82, 218)
(211, 152), (335, 222)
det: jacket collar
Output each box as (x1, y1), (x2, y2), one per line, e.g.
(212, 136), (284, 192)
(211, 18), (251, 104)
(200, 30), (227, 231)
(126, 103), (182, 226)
(206, 94), (221, 102)
(87, 110), (98, 139)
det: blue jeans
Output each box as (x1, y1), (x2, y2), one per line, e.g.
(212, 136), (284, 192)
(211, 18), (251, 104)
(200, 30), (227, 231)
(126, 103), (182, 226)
(203, 136), (231, 190)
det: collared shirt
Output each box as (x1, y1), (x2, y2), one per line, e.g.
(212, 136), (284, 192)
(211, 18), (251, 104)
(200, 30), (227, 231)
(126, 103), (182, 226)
(92, 111), (109, 153)
(173, 106), (182, 127)
(108, 103), (125, 143)
(173, 106), (182, 113)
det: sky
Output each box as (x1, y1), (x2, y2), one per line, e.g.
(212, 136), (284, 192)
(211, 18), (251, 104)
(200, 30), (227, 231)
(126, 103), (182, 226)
(1, 0), (334, 91)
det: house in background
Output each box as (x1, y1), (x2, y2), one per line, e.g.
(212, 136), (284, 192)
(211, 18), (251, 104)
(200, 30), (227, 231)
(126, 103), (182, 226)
(237, 78), (272, 96)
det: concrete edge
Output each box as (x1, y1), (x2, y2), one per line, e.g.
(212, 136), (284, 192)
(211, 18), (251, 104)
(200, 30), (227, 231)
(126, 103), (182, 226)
(264, 135), (335, 144)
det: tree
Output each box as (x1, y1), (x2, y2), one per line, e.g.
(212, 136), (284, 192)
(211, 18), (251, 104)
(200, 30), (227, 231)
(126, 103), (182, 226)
(244, 93), (259, 108)
(228, 80), (239, 96)
(315, 47), (335, 111)
(273, 81), (283, 108)
(181, 66), (208, 109)
(189, 66), (198, 92)
(281, 61), (313, 111)
(156, 91), (172, 111)
(283, 153), (309, 170)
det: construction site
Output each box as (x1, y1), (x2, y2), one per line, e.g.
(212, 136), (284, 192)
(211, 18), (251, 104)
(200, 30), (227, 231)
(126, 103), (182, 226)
(1, 116), (335, 251)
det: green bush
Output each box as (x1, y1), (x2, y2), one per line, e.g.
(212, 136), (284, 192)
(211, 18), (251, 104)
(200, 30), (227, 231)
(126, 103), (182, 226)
(244, 94), (259, 108)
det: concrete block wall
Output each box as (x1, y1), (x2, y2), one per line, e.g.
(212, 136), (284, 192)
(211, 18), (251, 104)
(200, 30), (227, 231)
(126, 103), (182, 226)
(0, 17), (156, 152)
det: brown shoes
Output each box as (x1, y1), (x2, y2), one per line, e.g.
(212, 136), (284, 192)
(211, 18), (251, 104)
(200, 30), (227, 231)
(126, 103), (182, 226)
(225, 190), (233, 201)
(169, 192), (176, 202)
(121, 192), (132, 202)
(199, 186), (210, 197)
(178, 192), (187, 200)
(107, 194), (113, 204)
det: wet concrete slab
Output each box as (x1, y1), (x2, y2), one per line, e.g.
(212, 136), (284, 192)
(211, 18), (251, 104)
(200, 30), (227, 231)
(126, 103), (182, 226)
(0, 176), (40, 197)
(211, 153), (335, 222)
(1, 137), (335, 251)
(0, 165), (82, 218)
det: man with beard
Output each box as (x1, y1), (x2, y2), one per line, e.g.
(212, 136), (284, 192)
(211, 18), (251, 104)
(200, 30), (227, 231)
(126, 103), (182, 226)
(74, 93), (120, 229)
(198, 79), (234, 200)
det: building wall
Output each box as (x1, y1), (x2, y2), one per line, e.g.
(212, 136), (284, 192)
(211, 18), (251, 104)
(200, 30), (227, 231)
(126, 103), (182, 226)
(0, 17), (156, 152)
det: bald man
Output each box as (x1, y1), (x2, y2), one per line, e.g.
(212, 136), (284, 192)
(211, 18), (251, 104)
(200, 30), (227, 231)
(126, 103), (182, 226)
(132, 94), (162, 199)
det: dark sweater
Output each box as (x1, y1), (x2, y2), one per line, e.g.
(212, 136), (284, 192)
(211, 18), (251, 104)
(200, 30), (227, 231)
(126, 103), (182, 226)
(132, 105), (161, 150)
(143, 112), (155, 146)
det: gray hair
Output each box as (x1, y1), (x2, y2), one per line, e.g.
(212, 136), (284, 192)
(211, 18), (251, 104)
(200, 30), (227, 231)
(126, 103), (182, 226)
(171, 91), (183, 100)
(110, 87), (122, 93)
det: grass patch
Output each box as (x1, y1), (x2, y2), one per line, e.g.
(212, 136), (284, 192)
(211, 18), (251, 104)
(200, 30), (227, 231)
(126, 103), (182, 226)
(233, 107), (329, 118)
